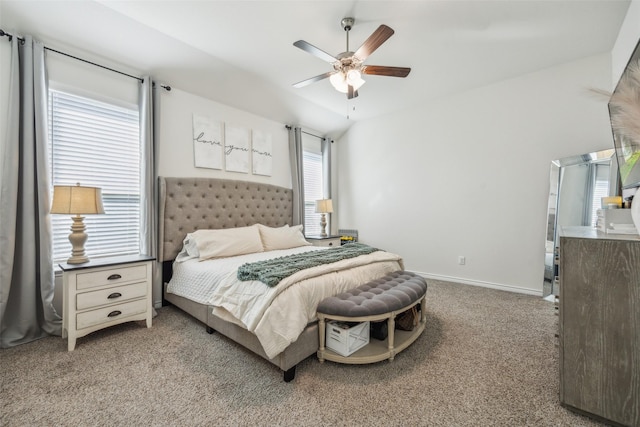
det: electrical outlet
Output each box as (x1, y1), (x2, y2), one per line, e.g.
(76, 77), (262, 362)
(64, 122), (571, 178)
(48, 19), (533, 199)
(458, 256), (466, 265)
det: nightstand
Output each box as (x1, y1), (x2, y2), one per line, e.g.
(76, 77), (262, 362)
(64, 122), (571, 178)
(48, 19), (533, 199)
(306, 235), (341, 247)
(60, 254), (155, 351)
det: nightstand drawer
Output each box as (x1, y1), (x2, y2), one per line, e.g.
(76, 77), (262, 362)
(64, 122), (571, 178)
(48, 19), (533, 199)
(76, 264), (148, 290)
(76, 282), (148, 311)
(306, 235), (341, 247)
(310, 238), (340, 247)
(76, 298), (148, 330)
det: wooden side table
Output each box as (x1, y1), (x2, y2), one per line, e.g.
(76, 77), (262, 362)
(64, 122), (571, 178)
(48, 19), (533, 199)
(60, 254), (155, 351)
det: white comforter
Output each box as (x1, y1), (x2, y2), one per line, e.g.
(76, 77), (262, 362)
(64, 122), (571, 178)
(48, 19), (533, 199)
(167, 246), (403, 359)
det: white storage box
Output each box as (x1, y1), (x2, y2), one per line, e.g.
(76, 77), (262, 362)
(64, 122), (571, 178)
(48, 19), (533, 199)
(326, 320), (370, 357)
(596, 209), (636, 234)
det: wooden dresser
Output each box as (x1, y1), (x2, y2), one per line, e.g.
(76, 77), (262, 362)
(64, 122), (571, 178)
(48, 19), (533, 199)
(558, 227), (640, 426)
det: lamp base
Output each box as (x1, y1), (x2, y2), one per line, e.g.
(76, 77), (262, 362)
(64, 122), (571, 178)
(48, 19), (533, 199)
(67, 215), (90, 264)
(320, 213), (327, 237)
(67, 255), (89, 265)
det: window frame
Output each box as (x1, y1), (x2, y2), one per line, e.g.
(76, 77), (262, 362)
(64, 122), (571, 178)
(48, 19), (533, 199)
(48, 88), (142, 264)
(301, 134), (330, 236)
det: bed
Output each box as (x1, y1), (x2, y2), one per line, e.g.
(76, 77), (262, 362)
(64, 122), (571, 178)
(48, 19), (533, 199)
(159, 177), (404, 381)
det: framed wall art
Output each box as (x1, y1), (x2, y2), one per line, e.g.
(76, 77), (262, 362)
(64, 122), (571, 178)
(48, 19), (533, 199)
(252, 130), (273, 176)
(192, 114), (223, 170)
(225, 124), (250, 173)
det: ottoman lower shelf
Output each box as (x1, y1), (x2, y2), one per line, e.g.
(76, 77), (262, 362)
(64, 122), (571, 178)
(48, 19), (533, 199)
(318, 319), (426, 364)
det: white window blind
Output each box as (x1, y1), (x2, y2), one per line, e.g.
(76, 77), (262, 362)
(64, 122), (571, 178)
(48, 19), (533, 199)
(303, 150), (323, 235)
(590, 162), (611, 227)
(48, 89), (141, 264)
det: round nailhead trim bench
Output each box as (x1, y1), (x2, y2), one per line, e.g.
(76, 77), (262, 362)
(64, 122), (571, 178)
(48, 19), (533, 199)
(316, 271), (428, 364)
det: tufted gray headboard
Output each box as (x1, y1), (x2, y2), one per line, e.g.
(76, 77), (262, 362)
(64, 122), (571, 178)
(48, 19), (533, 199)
(158, 177), (293, 262)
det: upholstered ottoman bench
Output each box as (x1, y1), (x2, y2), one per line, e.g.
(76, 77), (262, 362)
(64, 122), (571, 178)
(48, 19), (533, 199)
(316, 271), (428, 364)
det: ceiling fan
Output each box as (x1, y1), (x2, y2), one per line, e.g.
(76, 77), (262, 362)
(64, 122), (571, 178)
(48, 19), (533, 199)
(292, 17), (411, 99)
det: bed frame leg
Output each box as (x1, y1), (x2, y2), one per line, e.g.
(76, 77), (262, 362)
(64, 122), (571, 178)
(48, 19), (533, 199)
(283, 366), (296, 382)
(206, 326), (214, 334)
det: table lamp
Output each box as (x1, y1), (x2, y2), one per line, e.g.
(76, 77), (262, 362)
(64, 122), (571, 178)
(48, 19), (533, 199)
(315, 199), (333, 237)
(51, 183), (105, 264)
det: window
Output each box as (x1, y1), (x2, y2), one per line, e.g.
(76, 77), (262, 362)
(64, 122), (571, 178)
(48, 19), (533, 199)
(48, 89), (141, 264)
(303, 150), (324, 235)
(302, 133), (330, 236)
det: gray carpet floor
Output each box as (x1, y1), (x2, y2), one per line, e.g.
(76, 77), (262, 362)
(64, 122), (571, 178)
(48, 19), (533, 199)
(1, 280), (604, 426)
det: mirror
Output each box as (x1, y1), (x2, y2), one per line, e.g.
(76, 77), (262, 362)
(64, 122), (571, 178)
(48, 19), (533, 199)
(543, 149), (616, 298)
(609, 38), (640, 189)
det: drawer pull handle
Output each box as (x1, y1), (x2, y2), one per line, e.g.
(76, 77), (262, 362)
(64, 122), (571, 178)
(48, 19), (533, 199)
(107, 274), (122, 280)
(107, 292), (122, 299)
(108, 310), (122, 318)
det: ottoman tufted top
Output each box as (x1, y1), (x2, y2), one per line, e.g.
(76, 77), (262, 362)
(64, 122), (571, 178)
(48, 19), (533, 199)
(317, 271), (427, 317)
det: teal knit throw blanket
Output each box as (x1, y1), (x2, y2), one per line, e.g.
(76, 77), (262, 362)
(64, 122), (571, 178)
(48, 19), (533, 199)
(237, 243), (379, 287)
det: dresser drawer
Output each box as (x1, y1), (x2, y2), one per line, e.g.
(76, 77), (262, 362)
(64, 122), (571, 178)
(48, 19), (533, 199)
(76, 282), (148, 311)
(76, 264), (148, 290)
(76, 298), (148, 330)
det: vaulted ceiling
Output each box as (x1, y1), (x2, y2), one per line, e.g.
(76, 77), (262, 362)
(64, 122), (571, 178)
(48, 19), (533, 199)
(1, 1), (631, 135)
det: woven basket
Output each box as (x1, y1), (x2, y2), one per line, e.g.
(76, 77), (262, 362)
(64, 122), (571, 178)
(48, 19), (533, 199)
(395, 306), (419, 331)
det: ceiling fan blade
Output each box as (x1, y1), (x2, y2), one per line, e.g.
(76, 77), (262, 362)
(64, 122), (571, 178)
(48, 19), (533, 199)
(293, 71), (335, 88)
(293, 40), (337, 64)
(354, 25), (394, 61)
(363, 65), (411, 78)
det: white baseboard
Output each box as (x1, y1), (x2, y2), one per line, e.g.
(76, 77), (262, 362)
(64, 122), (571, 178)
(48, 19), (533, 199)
(407, 270), (543, 297)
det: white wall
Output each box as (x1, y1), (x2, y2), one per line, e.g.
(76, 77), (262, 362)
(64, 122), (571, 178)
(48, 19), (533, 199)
(336, 53), (614, 295)
(612, 0), (640, 85)
(156, 87), (291, 188)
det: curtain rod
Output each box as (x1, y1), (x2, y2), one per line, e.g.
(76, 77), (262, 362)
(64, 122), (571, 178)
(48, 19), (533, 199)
(285, 125), (333, 142)
(0, 28), (144, 83)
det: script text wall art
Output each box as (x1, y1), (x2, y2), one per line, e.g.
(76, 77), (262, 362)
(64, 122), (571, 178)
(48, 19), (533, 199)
(252, 130), (273, 176)
(192, 114), (223, 170)
(225, 124), (250, 174)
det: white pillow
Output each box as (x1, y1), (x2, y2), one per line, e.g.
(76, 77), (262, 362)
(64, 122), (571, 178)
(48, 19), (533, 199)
(191, 225), (264, 260)
(257, 224), (311, 251)
(174, 233), (201, 263)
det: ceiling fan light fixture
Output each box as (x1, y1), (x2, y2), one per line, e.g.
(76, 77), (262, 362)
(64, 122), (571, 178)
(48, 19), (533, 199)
(346, 69), (361, 81)
(330, 69), (365, 93)
(330, 72), (348, 93)
(346, 69), (365, 90)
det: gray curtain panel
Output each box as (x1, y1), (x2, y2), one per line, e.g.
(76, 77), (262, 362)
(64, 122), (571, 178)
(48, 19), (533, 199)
(321, 137), (331, 200)
(288, 126), (305, 226)
(0, 35), (61, 348)
(321, 137), (332, 234)
(138, 76), (160, 306)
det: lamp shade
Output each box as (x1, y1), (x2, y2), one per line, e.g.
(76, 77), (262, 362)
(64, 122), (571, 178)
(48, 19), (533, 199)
(51, 184), (105, 215)
(315, 199), (333, 214)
